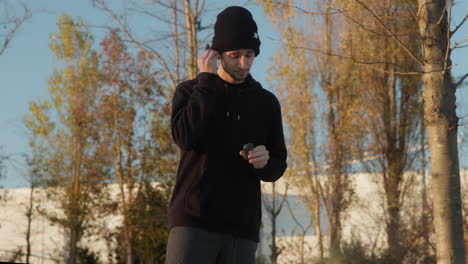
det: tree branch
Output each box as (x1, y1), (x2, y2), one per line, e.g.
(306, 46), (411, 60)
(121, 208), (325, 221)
(452, 38), (468, 49)
(275, 182), (289, 215)
(93, 0), (177, 90)
(285, 198), (312, 235)
(354, 0), (424, 66)
(130, 7), (177, 26)
(444, 1), (452, 73)
(334, 7), (411, 38)
(454, 73), (468, 88)
(402, 0), (419, 22)
(0, 3), (31, 57)
(143, 0), (185, 14)
(455, 44), (468, 49)
(451, 14), (468, 36)
(268, 36), (425, 75)
(262, 185), (274, 213)
(436, 0), (449, 25)
(195, 0), (206, 17)
(270, 0), (342, 16)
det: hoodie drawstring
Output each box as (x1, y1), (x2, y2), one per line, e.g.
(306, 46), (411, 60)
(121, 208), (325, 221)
(225, 83), (242, 121)
(224, 79), (256, 122)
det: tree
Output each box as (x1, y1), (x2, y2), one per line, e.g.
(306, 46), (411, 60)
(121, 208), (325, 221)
(256, 1), (358, 258)
(96, 29), (171, 264)
(0, 0), (31, 214)
(315, 0), (361, 256)
(258, 1), (467, 262)
(331, 0), (424, 261)
(417, 0), (467, 263)
(324, 0), (467, 261)
(91, 0), (196, 209)
(257, 1), (327, 258)
(97, 29), (143, 264)
(24, 14), (105, 264)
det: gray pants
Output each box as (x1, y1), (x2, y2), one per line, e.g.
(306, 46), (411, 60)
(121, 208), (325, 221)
(165, 226), (257, 264)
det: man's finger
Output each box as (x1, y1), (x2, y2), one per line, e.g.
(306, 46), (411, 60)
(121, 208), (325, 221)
(248, 146), (268, 156)
(201, 50), (219, 64)
(199, 50), (209, 60)
(249, 145), (266, 153)
(248, 150), (268, 159)
(199, 50), (214, 61)
(207, 50), (220, 60)
(249, 156), (268, 164)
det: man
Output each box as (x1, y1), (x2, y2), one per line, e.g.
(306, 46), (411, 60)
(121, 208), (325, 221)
(166, 6), (287, 264)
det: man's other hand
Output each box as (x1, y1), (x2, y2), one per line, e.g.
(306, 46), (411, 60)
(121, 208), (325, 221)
(239, 145), (269, 169)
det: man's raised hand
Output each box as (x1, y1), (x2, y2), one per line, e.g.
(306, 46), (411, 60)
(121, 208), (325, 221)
(198, 49), (220, 74)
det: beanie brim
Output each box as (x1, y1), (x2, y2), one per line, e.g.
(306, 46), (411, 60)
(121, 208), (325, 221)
(212, 33), (261, 56)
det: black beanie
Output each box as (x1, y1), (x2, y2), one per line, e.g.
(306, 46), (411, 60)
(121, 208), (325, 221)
(211, 6), (261, 56)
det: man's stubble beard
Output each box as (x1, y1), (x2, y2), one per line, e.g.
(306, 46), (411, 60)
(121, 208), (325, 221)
(221, 59), (249, 82)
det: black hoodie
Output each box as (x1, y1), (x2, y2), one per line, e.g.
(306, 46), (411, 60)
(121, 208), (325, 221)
(169, 72), (287, 242)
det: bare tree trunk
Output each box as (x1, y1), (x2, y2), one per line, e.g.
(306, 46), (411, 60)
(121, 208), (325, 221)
(68, 137), (83, 264)
(386, 167), (402, 260)
(111, 94), (135, 264)
(68, 225), (79, 264)
(270, 213), (278, 264)
(314, 194), (324, 259)
(268, 183), (279, 264)
(125, 134), (136, 264)
(263, 182), (288, 264)
(307, 152), (324, 259)
(285, 198), (312, 264)
(25, 181), (34, 264)
(172, 0), (180, 84)
(125, 229), (134, 264)
(385, 66), (403, 259)
(304, 156), (324, 259)
(420, 105), (431, 259)
(322, 0), (346, 255)
(417, 0), (466, 263)
(184, 0), (199, 80)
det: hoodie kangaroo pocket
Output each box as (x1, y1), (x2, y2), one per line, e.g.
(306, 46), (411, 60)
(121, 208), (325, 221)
(210, 172), (252, 226)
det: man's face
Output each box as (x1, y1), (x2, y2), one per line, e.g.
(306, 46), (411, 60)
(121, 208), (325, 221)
(220, 49), (255, 83)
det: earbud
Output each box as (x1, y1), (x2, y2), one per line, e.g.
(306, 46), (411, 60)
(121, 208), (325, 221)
(241, 143), (255, 160)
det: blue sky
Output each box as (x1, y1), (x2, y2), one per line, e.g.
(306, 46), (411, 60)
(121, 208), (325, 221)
(0, 0), (467, 188)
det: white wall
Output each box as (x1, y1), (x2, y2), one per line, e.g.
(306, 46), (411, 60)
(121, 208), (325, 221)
(0, 169), (467, 263)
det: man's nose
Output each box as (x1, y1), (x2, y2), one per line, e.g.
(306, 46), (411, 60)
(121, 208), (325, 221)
(239, 56), (246, 69)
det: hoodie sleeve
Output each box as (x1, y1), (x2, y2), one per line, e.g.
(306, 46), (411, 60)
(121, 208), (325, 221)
(254, 95), (288, 182)
(171, 73), (217, 150)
